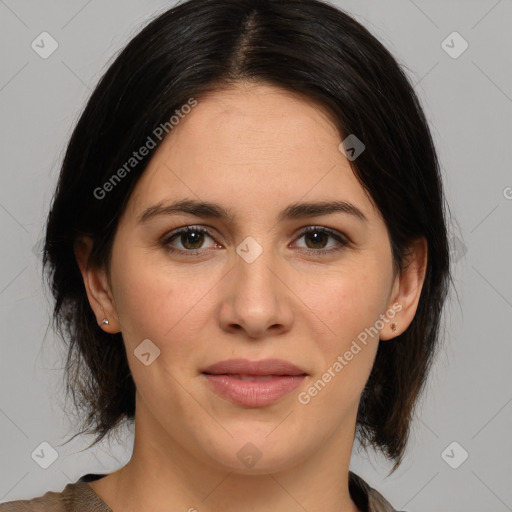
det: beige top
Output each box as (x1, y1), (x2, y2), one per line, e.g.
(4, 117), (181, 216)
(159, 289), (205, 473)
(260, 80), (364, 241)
(0, 471), (403, 511)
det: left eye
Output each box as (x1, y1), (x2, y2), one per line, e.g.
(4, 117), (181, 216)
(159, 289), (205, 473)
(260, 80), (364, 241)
(161, 225), (349, 255)
(293, 226), (349, 254)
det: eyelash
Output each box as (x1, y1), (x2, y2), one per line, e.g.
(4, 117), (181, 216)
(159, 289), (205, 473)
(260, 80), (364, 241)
(160, 225), (350, 257)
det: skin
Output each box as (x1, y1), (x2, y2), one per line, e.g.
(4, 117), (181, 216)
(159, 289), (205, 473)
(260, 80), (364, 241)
(75, 82), (427, 512)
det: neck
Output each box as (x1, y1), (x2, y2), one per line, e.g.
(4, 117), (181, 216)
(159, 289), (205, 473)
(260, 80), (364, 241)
(91, 398), (361, 512)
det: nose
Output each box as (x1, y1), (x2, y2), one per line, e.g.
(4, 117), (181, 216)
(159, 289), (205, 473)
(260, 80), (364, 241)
(217, 244), (294, 339)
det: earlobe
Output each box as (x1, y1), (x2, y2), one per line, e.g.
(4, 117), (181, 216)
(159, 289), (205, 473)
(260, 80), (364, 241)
(74, 236), (121, 333)
(380, 237), (428, 341)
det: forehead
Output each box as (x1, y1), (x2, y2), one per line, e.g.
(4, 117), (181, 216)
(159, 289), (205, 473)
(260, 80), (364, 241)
(168, 83), (341, 164)
(128, 83), (377, 222)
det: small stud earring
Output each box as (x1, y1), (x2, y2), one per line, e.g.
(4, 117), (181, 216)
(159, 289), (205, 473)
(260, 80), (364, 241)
(101, 318), (109, 326)
(391, 322), (397, 332)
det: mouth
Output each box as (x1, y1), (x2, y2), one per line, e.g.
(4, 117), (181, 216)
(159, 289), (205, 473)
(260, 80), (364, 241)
(201, 358), (307, 407)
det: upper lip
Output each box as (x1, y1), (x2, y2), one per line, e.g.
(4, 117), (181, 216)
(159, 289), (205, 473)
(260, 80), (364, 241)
(201, 358), (307, 376)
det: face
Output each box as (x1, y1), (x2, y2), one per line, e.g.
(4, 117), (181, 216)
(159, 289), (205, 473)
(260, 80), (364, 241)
(83, 83), (413, 475)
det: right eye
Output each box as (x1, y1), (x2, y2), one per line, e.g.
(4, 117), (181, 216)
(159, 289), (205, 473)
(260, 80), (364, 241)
(160, 226), (220, 255)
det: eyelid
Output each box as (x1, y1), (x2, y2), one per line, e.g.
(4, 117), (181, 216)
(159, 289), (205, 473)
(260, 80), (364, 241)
(160, 224), (350, 256)
(294, 225), (350, 243)
(291, 225), (350, 255)
(160, 225), (219, 251)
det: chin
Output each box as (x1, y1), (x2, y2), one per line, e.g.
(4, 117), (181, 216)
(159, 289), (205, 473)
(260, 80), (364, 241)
(197, 428), (308, 476)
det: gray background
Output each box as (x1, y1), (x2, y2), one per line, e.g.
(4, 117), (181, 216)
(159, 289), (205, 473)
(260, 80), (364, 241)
(1, 1), (511, 511)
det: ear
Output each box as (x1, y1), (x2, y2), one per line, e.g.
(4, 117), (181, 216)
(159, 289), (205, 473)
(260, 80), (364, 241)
(74, 236), (121, 333)
(380, 236), (428, 340)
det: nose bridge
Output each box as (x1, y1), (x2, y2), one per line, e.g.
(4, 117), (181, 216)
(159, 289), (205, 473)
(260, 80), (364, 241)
(218, 234), (293, 337)
(235, 235), (280, 309)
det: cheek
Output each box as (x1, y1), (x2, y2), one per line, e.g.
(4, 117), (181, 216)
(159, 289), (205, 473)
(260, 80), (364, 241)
(304, 259), (392, 401)
(108, 251), (212, 406)
(110, 248), (216, 353)
(319, 261), (392, 343)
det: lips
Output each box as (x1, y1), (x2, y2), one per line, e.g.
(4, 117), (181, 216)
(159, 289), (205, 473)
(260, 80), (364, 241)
(202, 358), (306, 377)
(201, 358), (307, 407)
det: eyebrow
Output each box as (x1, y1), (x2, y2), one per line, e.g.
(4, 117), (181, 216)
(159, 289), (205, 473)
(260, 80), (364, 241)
(137, 198), (367, 224)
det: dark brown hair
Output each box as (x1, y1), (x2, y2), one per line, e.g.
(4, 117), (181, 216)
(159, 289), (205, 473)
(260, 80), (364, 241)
(43, 0), (451, 469)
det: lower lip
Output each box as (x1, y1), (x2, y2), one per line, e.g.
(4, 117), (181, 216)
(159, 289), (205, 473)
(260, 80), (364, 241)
(203, 374), (306, 407)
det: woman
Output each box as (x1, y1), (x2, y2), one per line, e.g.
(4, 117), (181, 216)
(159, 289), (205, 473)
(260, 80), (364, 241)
(0, 0), (451, 510)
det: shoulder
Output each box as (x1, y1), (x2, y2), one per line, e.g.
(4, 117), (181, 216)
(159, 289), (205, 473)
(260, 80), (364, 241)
(0, 476), (112, 512)
(349, 471), (406, 512)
